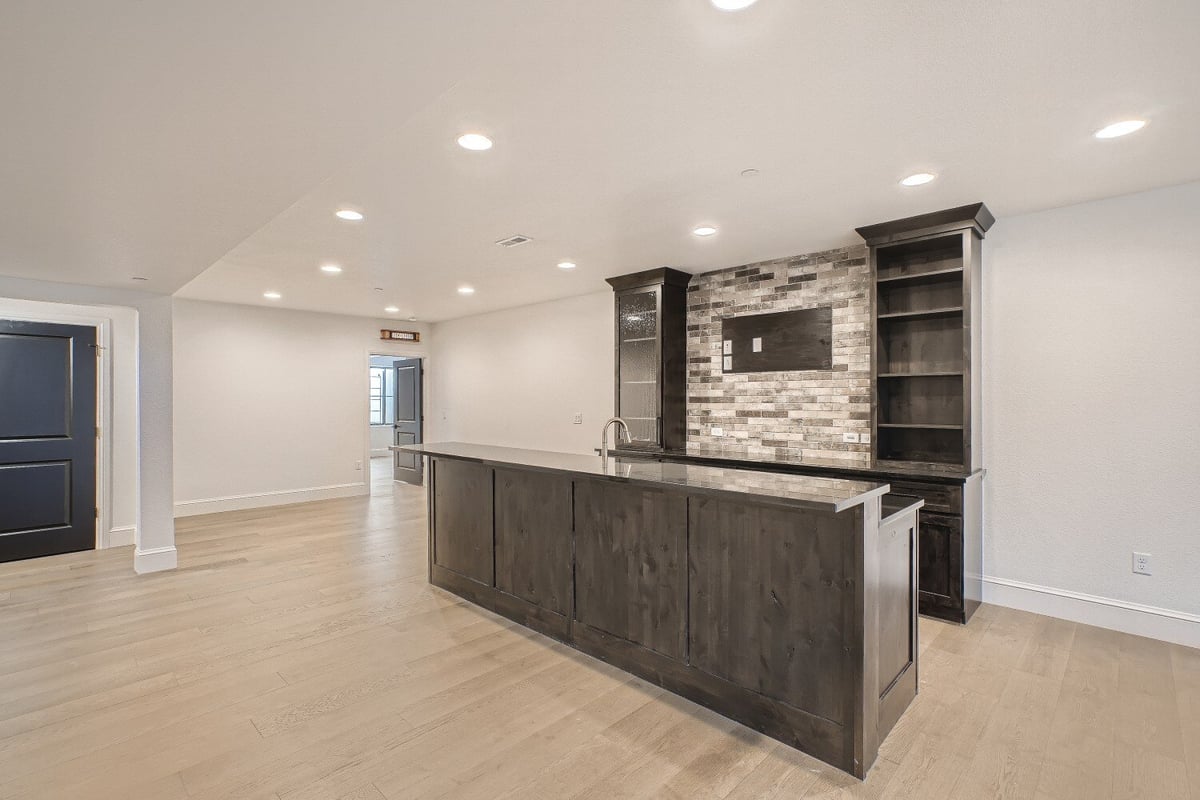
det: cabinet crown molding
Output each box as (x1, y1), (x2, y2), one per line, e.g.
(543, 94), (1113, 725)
(855, 202), (995, 246)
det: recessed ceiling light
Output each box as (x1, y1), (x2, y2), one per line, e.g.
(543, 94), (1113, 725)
(557, 261), (577, 270)
(457, 133), (493, 151)
(457, 285), (476, 295)
(712, 0), (759, 9)
(1094, 119), (1147, 139)
(384, 306), (400, 313)
(693, 226), (718, 237)
(335, 209), (363, 221)
(900, 172), (937, 187)
(320, 264), (343, 274)
(263, 291), (282, 300)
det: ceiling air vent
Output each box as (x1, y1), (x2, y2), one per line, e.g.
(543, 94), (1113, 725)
(495, 234), (533, 248)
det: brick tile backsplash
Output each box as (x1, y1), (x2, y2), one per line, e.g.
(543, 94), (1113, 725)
(686, 245), (872, 465)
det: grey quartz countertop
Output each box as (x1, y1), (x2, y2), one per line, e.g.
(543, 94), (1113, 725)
(621, 445), (985, 484)
(396, 442), (890, 513)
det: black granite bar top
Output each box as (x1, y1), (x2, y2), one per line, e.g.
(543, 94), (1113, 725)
(398, 442), (890, 513)
(614, 444), (985, 485)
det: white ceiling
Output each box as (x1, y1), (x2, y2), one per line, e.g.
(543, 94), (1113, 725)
(3, 1), (1198, 322)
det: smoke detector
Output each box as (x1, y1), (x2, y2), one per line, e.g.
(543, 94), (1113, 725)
(495, 234), (533, 248)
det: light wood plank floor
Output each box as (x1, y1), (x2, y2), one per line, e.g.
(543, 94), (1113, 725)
(1, 460), (1197, 800)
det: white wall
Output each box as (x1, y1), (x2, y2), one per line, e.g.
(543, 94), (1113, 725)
(429, 291), (613, 455)
(173, 300), (428, 515)
(0, 297), (138, 548)
(982, 181), (1200, 643)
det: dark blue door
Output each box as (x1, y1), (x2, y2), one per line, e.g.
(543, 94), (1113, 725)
(0, 320), (97, 562)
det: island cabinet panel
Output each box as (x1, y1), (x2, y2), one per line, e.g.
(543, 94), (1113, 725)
(573, 479), (687, 660)
(431, 458), (494, 586)
(494, 468), (572, 617)
(687, 497), (852, 725)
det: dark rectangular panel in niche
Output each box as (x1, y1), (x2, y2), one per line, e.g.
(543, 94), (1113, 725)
(720, 307), (832, 373)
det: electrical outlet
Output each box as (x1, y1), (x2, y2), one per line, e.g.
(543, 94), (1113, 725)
(860, 433), (871, 444)
(711, 426), (724, 437)
(572, 413), (583, 425)
(842, 432), (859, 443)
(1133, 552), (1152, 576)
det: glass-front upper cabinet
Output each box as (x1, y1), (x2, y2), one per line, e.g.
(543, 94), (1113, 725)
(606, 268), (691, 451)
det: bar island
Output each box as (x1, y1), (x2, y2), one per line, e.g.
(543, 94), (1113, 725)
(398, 441), (922, 778)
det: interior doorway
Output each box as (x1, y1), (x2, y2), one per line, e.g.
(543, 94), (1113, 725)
(0, 319), (98, 562)
(368, 354), (424, 490)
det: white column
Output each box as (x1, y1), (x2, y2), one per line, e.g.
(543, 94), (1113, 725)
(134, 295), (177, 573)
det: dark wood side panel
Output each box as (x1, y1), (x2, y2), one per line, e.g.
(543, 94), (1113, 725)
(688, 496), (852, 725)
(877, 513), (917, 696)
(494, 468), (572, 616)
(574, 479), (687, 660)
(431, 458), (494, 586)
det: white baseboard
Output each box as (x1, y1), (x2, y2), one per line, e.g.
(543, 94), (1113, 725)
(173, 482), (369, 517)
(134, 545), (177, 574)
(983, 576), (1200, 649)
(104, 525), (136, 548)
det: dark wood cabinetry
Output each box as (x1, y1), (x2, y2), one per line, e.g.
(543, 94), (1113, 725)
(858, 203), (993, 472)
(421, 450), (917, 779)
(494, 468), (573, 617)
(854, 203), (992, 624)
(431, 458), (493, 585)
(574, 480), (687, 660)
(605, 268), (691, 451)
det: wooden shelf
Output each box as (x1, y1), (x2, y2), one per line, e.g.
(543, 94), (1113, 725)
(878, 423), (964, 430)
(878, 372), (964, 378)
(875, 266), (963, 285)
(877, 307), (963, 320)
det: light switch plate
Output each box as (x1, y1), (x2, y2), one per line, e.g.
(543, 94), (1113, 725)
(752, 337), (763, 353)
(723, 340), (732, 355)
(711, 426), (724, 437)
(859, 433), (871, 444)
(722, 355), (732, 370)
(842, 432), (859, 443)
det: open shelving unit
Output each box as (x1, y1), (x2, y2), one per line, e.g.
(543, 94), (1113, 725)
(858, 204), (993, 472)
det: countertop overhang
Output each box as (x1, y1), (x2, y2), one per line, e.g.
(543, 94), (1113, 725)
(396, 442), (890, 513)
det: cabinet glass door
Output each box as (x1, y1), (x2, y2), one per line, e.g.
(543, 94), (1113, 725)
(617, 289), (660, 445)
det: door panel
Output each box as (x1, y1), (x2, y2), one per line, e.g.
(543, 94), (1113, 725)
(573, 480), (686, 660)
(494, 468), (572, 616)
(432, 458), (493, 585)
(392, 358), (423, 484)
(917, 512), (962, 614)
(0, 321), (97, 562)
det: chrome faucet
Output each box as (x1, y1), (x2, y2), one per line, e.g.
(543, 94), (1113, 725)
(600, 417), (632, 461)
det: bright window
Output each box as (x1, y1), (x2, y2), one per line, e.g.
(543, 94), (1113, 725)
(369, 366), (395, 425)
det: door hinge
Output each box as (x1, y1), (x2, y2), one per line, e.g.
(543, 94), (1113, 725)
(96, 426), (101, 438)
(95, 507), (99, 519)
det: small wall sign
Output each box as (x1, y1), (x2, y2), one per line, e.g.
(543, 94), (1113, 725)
(380, 329), (420, 342)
